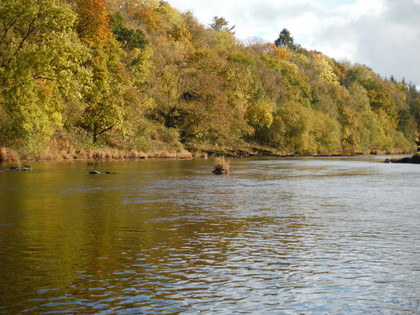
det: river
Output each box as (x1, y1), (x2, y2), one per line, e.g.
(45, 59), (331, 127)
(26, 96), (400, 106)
(0, 156), (419, 314)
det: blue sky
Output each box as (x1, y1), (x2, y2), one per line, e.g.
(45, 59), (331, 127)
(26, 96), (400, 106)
(167, 0), (420, 87)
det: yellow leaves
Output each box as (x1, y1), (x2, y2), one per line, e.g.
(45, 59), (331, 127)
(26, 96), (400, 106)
(172, 26), (192, 42)
(0, 0), (416, 155)
(37, 80), (53, 97)
(134, 4), (162, 31)
(51, 112), (63, 129)
(0, 0), (90, 152)
(125, 45), (153, 82)
(312, 53), (339, 86)
(137, 0), (160, 8)
(311, 111), (342, 153)
(348, 83), (370, 111)
(94, 70), (106, 79)
(193, 49), (217, 59)
(272, 46), (290, 60)
(156, 1), (182, 27)
(245, 100), (274, 130)
(212, 31), (236, 51)
(274, 101), (342, 154)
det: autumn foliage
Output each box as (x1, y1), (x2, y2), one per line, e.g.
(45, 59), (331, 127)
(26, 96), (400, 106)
(74, 0), (111, 46)
(0, 0), (419, 160)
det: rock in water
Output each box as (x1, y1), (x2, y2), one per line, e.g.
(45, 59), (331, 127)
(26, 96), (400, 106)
(212, 157), (230, 175)
(384, 153), (420, 164)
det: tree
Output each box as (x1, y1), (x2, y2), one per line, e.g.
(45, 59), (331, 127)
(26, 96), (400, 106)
(311, 53), (339, 86)
(109, 12), (147, 50)
(72, 0), (111, 46)
(1, 0), (417, 157)
(245, 100), (274, 136)
(210, 16), (235, 33)
(78, 38), (130, 144)
(0, 0), (87, 153)
(275, 28), (295, 49)
(69, 0), (129, 144)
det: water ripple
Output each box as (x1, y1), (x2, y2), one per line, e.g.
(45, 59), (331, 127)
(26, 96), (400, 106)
(1, 158), (420, 313)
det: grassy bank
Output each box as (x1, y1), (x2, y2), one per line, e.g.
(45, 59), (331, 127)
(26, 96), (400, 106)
(0, 145), (208, 164)
(0, 142), (414, 165)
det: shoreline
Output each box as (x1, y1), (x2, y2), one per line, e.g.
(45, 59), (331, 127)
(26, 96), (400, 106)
(0, 145), (414, 166)
(384, 152), (420, 164)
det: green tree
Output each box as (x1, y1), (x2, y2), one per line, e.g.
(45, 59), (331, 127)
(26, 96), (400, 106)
(245, 99), (274, 140)
(71, 0), (129, 144)
(79, 40), (128, 144)
(0, 0), (86, 154)
(1, 0), (416, 157)
(274, 28), (299, 51)
(109, 12), (147, 50)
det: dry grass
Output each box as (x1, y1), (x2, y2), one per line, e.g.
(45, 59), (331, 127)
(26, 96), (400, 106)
(1, 142), (208, 163)
(212, 157), (230, 175)
(193, 151), (208, 159)
(176, 150), (193, 159)
(127, 150), (147, 159)
(0, 147), (20, 163)
(86, 149), (193, 160)
(146, 150), (193, 159)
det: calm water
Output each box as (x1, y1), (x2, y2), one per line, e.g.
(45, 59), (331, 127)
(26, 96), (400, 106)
(0, 157), (419, 314)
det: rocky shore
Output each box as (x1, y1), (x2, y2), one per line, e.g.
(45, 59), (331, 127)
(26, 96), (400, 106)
(385, 153), (420, 164)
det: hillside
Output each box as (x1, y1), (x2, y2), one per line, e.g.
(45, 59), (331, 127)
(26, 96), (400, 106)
(1, 0), (420, 161)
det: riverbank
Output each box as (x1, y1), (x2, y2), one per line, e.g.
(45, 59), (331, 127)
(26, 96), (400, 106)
(0, 144), (415, 166)
(0, 146), (207, 164)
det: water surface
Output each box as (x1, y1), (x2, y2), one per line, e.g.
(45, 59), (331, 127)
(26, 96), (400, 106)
(0, 157), (419, 314)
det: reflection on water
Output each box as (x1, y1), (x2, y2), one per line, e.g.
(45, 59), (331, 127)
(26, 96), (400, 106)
(1, 157), (420, 313)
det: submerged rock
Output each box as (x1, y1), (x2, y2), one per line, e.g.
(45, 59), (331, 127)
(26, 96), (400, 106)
(9, 165), (32, 171)
(88, 170), (117, 174)
(385, 153), (420, 164)
(212, 157), (230, 175)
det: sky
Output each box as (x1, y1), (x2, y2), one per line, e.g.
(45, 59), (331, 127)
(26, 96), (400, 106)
(167, 0), (420, 87)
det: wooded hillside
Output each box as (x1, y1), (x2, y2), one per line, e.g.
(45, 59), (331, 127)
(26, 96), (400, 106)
(1, 0), (419, 160)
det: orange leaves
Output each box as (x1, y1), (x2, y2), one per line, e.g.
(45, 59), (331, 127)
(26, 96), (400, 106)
(75, 0), (111, 46)
(270, 45), (290, 60)
(134, 5), (162, 31)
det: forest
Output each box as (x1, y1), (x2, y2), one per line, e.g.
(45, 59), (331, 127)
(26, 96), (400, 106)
(1, 0), (420, 161)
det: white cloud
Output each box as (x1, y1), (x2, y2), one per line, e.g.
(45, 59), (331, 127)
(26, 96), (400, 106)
(318, 42), (358, 62)
(336, 0), (386, 19)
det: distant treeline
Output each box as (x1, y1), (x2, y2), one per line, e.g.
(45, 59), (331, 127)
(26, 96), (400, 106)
(1, 0), (419, 160)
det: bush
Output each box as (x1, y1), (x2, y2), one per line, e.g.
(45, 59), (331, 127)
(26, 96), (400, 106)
(212, 157), (230, 175)
(0, 147), (20, 163)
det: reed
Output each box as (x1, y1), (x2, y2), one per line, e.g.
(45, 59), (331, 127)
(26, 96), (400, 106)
(212, 157), (230, 175)
(0, 147), (20, 163)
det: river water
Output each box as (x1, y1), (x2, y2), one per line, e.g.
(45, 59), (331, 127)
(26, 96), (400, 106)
(0, 157), (419, 314)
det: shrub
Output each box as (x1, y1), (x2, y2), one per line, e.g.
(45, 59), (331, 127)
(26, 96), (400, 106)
(0, 147), (20, 163)
(212, 157), (229, 175)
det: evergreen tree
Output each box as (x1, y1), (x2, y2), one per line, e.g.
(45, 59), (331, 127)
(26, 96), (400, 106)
(275, 28), (295, 49)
